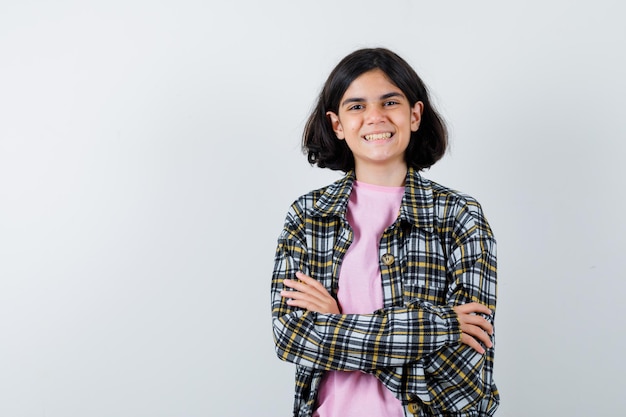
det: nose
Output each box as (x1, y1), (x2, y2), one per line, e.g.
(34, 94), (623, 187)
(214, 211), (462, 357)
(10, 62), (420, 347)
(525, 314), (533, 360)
(365, 105), (385, 124)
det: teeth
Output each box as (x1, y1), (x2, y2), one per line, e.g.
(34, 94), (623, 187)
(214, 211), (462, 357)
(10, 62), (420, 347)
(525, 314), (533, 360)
(364, 132), (392, 141)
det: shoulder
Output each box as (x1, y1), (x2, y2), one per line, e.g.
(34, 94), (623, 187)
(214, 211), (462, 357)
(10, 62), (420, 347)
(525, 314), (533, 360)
(278, 177), (348, 244)
(288, 183), (333, 217)
(291, 184), (330, 209)
(287, 173), (353, 220)
(428, 178), (482, 212)
(424, 177), (494, 238)
(280, 175), (347, 229)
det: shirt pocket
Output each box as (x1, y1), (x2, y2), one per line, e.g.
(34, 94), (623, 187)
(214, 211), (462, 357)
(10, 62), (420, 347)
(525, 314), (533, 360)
(402, 267), (447, 304)
(401, 231), (448, 304)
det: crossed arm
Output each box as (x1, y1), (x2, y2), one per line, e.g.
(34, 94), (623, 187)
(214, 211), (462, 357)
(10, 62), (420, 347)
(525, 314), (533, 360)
(281, 271), (493, 355)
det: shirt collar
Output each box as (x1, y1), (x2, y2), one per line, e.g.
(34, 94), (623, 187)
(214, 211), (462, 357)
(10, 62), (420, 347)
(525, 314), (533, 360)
(400, 167), (434, 232)
(309, 170), (355, 219)
(309, 167), (434, 232)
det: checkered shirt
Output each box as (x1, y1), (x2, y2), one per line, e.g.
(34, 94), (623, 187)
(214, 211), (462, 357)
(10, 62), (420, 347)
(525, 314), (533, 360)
(271, 168), (499, 416)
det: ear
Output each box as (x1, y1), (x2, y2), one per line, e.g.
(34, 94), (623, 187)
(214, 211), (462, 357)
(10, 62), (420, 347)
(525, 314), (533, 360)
(410, 101), (424, 132)
(326, 111), (345, 139)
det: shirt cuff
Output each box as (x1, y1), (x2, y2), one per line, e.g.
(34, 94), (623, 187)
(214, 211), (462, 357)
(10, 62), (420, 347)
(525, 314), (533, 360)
(431, 304), (462, 344)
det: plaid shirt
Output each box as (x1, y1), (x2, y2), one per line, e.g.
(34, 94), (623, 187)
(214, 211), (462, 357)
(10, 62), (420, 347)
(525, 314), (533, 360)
(271, 168), (499, 417)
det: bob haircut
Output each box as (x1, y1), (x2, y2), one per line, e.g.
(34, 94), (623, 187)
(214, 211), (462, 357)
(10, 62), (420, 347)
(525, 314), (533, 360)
(303, 48), (448, 172)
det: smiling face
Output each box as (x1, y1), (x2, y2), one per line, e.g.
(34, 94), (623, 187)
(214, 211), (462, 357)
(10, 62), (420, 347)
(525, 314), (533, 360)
(326, 69), (423, 184)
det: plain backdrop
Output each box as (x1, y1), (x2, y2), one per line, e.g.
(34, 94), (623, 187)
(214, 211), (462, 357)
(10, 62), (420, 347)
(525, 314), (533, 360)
(1, 1), (625, 416)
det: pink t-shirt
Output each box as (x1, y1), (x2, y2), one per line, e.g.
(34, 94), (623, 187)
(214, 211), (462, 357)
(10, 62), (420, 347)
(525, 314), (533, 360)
(313, 181), (405, 417)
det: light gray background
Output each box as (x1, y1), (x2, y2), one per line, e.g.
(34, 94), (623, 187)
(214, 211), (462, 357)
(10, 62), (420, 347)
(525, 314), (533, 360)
(1, 1), (624, 416)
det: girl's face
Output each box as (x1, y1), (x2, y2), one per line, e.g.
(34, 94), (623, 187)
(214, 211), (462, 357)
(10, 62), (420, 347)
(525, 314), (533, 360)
(327, 69), (423, 180)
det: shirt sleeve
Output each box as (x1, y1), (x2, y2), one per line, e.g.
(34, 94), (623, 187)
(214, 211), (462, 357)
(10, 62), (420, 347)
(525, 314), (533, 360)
(421, 197), (499, 413)
(270, 202), (461, 371)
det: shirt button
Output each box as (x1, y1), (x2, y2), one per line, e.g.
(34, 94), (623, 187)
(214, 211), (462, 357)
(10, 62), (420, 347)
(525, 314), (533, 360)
(408, 402), (420, 414)
(381, 253), (395, 266)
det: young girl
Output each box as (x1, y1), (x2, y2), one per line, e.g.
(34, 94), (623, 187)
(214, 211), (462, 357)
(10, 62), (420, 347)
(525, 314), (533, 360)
(271, 48), (498, 417)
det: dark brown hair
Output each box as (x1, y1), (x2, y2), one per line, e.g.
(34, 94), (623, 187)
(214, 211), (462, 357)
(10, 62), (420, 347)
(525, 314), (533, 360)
(303, 48), (447, 172)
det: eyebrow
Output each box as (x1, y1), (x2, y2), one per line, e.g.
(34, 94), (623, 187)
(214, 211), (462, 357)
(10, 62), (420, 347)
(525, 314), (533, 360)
(340, 92), (405, 108)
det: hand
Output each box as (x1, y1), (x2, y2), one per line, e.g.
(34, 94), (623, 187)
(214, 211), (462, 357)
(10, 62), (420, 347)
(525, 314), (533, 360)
(453, 303), (493, 354)
(280, 271), (340, 314)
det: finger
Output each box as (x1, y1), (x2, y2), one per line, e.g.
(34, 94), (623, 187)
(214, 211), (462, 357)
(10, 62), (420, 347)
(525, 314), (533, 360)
(281, 288), (323, 302)
(284, 276), (332, 303)
(283, 278), (318, 294)
(295, 272), (328, 292)
(281, 289), (318, 307)
(462, 327), (493, 348)
(282, 291), (334, 313)
(460, 333), (486, 354)
(460, 323), (493, 348)
(295, 270), (310, 280)
(282, 280), (327, 304)
(461, 314), (493, 334)
(282, 274), (340, 314)
(286, 296), (320, 310)
(281, 285), (339, 314)
(287, 298), (316, 311)
(280, 286), (327, 304)
(455, 302), (492, 316)
(280, 289), (304, 300)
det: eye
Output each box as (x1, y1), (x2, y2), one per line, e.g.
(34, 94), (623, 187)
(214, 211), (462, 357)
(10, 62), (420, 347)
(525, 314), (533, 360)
(384, 100), (399, 107)
(348, 104), (364, 111)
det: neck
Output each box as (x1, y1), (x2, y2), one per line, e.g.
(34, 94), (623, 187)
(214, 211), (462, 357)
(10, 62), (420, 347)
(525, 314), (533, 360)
(354, 163), (408, 187)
